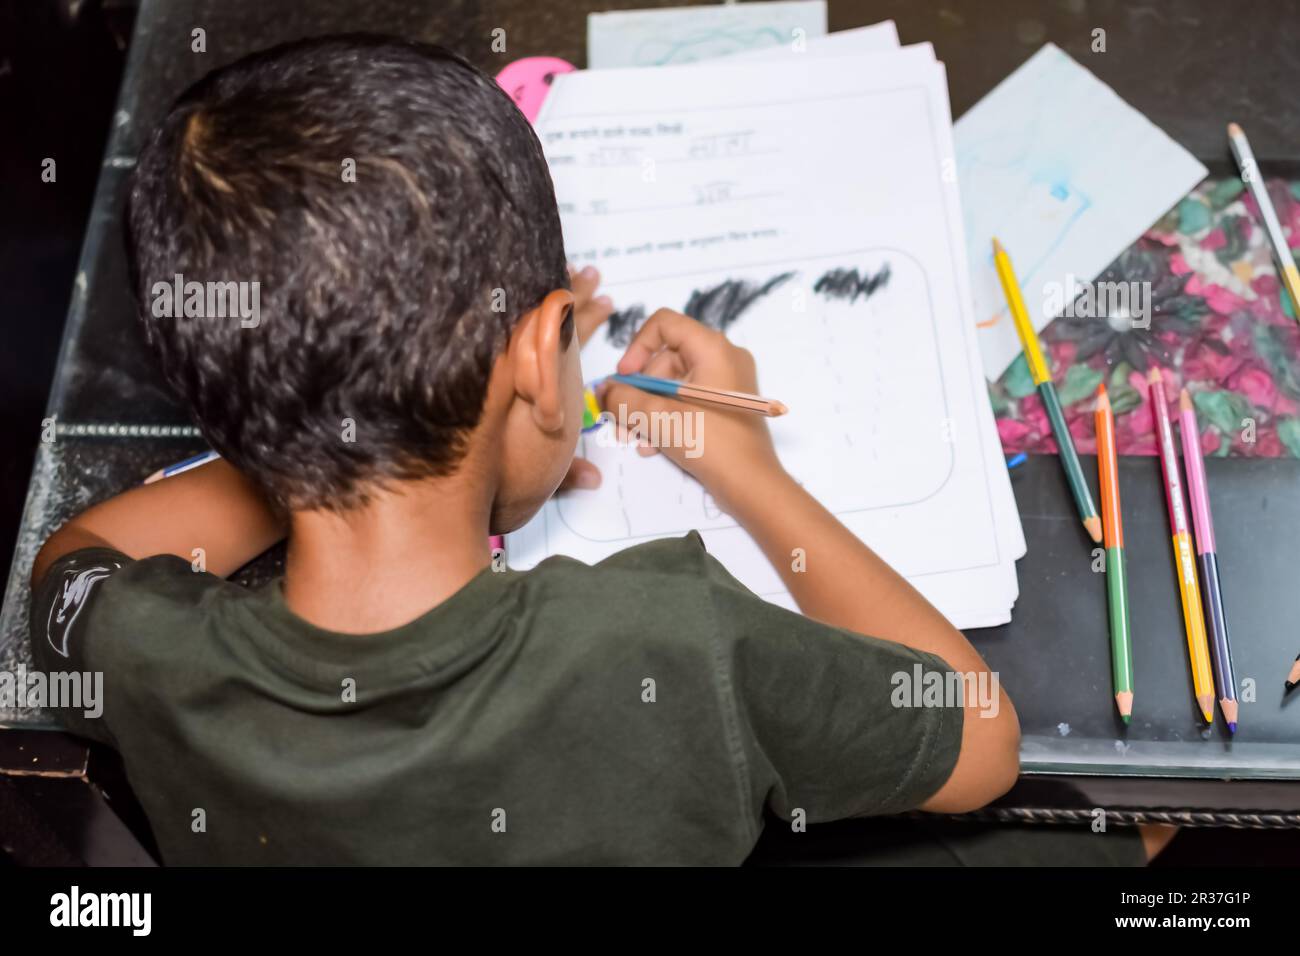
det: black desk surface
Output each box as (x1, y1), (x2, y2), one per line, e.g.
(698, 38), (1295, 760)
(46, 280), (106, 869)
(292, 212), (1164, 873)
(977, 453), (1300, 778)
(4, 0), (1300, 796)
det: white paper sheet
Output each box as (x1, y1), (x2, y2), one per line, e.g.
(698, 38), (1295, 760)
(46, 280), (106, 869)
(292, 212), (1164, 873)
(727, 25), (1027, 573)
(955, 44), (1208, 379)
(513, 49), (1019, 626)
(587, 0), (827, 69)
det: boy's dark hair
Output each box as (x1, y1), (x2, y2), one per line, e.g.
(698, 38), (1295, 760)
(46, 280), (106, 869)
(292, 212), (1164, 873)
(126, 34), (567, 511)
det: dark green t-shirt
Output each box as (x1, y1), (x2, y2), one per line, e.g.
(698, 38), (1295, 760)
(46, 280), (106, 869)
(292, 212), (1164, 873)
(30, 532), (963, 865)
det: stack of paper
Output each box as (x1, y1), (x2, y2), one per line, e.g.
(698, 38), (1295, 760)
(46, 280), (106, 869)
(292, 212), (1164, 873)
(505, 24), (1026, 628)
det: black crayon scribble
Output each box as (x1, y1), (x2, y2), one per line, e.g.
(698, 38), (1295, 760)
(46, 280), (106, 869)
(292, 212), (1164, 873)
(813, 264), (892, 304)
(604, 272), (795, 346)
(607, 304), (647, 347)
(684, 272), (795, 334)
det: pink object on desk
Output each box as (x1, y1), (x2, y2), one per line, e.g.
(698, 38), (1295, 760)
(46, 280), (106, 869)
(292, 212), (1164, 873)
(495, 56), (576, 124)
(1179, 395), (1216, 555)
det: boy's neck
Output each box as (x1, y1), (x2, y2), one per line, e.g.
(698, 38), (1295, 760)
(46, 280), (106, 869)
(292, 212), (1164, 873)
(281, 474), (493, 635)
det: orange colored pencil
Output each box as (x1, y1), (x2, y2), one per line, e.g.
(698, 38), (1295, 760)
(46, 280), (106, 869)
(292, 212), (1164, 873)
(1096, 385), (1134, 722)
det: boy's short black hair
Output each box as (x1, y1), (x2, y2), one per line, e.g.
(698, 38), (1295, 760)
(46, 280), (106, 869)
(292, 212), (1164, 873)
(126, 34), (567, 511)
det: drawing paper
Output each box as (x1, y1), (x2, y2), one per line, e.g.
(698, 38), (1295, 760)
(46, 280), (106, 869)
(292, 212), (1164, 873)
(955, 44), (1207, 379)
(587, 1), (827, 69)
(711, 25), (1027, 577)
(515, 48), (1022, 626)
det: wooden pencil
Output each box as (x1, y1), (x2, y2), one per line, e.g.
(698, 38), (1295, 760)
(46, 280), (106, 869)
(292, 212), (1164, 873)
(1148, 369), (1215, 724)
(1179, 388), (1239, 733)
(1285, 654), (1300, 692)
(1227, 123), (1300, 321)
(1095, 384), (1133, 722)
(993, 239), (1102, 544)
(606, 372), (787, 417)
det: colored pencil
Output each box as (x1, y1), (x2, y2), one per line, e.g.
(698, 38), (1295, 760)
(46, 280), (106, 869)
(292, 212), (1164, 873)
(143, 449), (222, 484)
(993, 239), (1102, 544)
(1179, 389), (1239, 733)
(606, 372), (787, 417)
(1285, 654), (1300, 692)
(1148, 369), (1215, 724)
(1227, 123), (1300, 321)
(1094, 385), (1133, 722)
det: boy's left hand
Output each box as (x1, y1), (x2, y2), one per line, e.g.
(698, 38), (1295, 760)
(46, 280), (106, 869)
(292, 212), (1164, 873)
(556, 265), (612, 493)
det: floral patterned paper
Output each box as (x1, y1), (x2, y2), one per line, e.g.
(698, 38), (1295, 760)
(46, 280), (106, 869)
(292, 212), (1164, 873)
(992, 178), (1300, 459)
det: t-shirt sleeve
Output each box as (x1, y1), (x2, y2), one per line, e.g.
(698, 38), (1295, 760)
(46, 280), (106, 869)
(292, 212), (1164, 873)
(29, 546), (134, 744)
(695, 541), (965, 823)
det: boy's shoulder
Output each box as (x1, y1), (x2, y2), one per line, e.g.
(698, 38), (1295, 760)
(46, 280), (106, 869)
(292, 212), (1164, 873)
(511, 531), (747, 637)
(31, 545), (259, 676)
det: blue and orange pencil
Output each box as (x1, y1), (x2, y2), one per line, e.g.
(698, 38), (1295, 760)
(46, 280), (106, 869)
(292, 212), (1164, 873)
(143, 449), (222, 484)
(605, 372), (787, 417)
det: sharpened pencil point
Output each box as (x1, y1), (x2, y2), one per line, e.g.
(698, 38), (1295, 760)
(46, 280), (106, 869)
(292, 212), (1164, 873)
(1115, 691), (1133, 721)
(1197, 694), (1214, 725)
(1121, 714), (1130, 725)
(769, 401), (788, 417)
(1096, 383), (1110, 410)
(1227, 121), (1243, 139)
(1179, 388), (1194, 413)
(1286, 655), (1300, 691)
(991, 237), (1005, 256)
(1083, 515), (1102, 544)
(1220, 698), (1238, 731)
(1147, 366), (1162, 384)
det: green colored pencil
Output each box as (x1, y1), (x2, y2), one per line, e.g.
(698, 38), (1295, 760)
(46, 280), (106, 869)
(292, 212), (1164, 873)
(993, 239), (1102, 543)
(1095, 385), (1133, 721)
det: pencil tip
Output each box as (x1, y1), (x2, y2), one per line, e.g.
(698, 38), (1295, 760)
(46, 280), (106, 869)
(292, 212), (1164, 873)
(1121, 714), (1130, 725)
(769, 401), (788, 417)
(1227, 121), (1243, 138)
(1179, 388), (1193, 412)
(1095, 384), (1110, 410)
(1197, 694), (1214, 724)
(1220, 699), (1239, 727)
(992, 237), (1004, 255)
(1147, 366), (1162, 384)
(1115, 691), (1133, 720)
(1083, 516), (1103, 543)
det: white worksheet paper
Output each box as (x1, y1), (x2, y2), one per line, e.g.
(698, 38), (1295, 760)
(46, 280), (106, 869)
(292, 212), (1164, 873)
(728, 27), (1026, 598)
(509, 51), (1019, 625)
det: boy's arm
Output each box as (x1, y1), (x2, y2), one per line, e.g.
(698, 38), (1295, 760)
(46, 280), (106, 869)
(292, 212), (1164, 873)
(32, 458), (285, 586)
(603, 310), (1020, 814)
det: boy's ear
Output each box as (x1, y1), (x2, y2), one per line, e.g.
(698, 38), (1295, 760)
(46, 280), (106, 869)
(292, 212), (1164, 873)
(511, 288), (576, 432)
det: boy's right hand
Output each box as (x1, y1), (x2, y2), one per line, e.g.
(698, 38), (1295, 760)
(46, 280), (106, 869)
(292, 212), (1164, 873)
(602, 309), (786, 512)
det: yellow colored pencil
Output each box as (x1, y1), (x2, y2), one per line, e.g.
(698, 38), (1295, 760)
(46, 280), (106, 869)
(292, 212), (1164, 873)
(993, 239), (1102, 544)
(1148, 369), (1215, 723)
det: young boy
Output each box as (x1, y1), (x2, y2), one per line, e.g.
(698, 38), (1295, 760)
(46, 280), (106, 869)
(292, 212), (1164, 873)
(29, 35), (1141, 866)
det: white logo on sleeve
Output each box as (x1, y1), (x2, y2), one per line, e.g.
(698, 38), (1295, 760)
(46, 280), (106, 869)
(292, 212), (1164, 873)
(47, 560), (124, 658)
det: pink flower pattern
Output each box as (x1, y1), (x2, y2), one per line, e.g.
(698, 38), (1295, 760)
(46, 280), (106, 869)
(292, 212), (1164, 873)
(992, 178), (1300, 459)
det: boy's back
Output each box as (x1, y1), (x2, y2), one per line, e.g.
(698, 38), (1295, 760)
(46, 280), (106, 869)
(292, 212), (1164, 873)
(33, 534), (959, 865)
(29, 34), (1023, 866)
